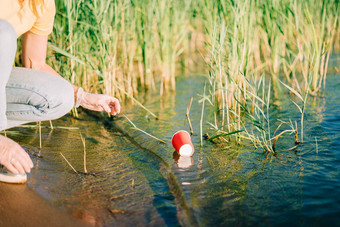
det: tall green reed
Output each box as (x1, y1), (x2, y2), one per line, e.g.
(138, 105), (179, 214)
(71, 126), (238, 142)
(13, 0), (338, 150)
(50, 0), (194, 100)
(197, 0), (338, 150)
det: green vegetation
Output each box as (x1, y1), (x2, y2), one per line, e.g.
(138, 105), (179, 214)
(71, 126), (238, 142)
(199, 0), (338, 151)
(16, 0), (339, 151)
(48, 0), (193, 100)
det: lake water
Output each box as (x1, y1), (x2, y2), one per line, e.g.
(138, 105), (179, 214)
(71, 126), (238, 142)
(5, 62), (340, 226)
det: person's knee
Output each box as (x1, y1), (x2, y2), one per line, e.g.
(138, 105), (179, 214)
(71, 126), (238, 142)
(0, 20), (17, 54)
(30, 73), (74, 120)
(48, 78), (74, 119)
(59, 81), (74, 114)
(7, 68), (74, 121)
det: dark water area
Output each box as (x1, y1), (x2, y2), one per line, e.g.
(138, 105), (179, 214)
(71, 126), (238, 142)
(5, 59), (340, 226)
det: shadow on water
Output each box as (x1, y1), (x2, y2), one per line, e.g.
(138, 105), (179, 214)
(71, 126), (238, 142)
(102, 119), (197, 226)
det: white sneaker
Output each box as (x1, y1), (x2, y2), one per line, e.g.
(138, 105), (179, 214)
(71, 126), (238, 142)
(0, 166), (27, 184)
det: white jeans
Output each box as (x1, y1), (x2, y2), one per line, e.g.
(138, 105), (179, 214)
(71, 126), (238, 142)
(0, 19), (74, 130)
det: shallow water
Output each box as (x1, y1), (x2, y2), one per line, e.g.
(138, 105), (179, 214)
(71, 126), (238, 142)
(5, 66), (340, 226)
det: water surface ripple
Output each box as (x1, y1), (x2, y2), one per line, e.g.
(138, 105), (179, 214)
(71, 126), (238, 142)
(6, 72), (340, 226)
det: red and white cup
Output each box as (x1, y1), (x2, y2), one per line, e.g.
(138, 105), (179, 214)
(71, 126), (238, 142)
(171, 130), (194, 157)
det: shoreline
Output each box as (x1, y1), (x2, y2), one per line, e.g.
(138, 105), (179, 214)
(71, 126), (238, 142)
(0, 182), (90, 227)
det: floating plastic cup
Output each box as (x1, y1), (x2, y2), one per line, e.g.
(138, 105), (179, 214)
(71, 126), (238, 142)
(171, 130), (194, 157)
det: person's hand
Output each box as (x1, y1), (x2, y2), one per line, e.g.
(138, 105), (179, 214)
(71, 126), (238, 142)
(75, 88), (121, 115)
(0, 135), (34, 174)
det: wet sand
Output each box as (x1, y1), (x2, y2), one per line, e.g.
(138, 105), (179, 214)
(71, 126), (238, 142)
(0, 182), (90, 227)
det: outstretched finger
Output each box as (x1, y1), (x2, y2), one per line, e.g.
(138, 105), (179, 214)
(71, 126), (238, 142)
(15, 144), (34, 169)
(23, 151), (34, 168)
(16, 153), (32, 173)
(5, 162), (19, 174)
(11, 158), (25, 174)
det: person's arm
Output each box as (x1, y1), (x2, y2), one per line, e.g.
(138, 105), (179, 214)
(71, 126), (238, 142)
(22, 31), (120, 115)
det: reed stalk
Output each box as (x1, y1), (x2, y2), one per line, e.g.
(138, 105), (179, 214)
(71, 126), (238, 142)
(186, 97), (194, 135)
(200, 84), (206, 147)
(38, 121), (42, 149)
(79, 132), (88, 174)
(123, 115), (167, 144)
(60, 152), (78, 174)
(49, 120), (54, 130)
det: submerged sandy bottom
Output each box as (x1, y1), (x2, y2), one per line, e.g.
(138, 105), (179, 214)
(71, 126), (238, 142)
(0, 182), (89, 226)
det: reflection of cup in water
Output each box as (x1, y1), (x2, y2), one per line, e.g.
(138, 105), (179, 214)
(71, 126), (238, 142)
(177, 156), (194, 168)
(173, 151), (194, 169)
(171, 130), (194, 157)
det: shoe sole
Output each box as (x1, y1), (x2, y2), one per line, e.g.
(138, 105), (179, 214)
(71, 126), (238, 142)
(0, 173), (27, 184)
